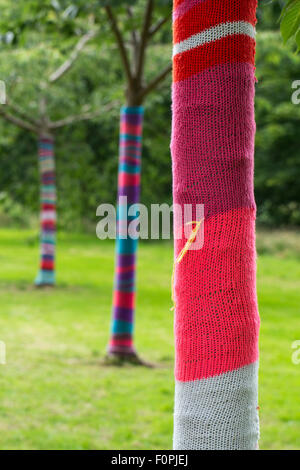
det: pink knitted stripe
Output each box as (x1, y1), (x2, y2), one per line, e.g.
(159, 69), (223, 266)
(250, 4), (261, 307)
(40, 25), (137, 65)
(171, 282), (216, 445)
(113, 290), (135, 309)
(110, 338), (133, 347)
(120, 122), (142, 135)
(171, 62), (256, 219)
(120, 141), (142, 148)
(174, 207), (260, 382)
(39, 150), (53, 157)
(173, 0), (208, 22)
(118, 172), (141, 186)
(116, 264), (135, 274)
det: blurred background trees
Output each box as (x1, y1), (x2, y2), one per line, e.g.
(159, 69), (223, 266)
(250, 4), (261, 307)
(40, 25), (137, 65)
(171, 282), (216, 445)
(0, 0), (299, 229)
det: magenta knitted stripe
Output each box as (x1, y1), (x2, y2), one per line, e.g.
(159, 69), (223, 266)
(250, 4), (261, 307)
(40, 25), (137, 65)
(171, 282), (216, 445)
(173, 0), (208, 21)
(171, 63), (256, 220)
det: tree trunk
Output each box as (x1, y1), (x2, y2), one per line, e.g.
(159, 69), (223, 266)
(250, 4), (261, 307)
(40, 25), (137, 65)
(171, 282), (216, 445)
(171, 0), (260, 449)
(107, 106), (144, 358)
(35, 135), (56, 286)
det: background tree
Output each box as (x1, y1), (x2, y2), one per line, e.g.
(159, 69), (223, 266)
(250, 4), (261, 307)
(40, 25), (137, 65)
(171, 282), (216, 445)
(0, 10), (111, 285)
(0, 0), (300, 226)
(1, 3), (298, 230)
(279, 0), (300, 50)
(101, 0), (172, 363)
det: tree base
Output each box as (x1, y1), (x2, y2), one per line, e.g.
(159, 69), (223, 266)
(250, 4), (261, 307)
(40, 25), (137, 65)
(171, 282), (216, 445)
(104, 351), (154, 368)
(34, 270), (55, 287)
(34, 283), (55, 288)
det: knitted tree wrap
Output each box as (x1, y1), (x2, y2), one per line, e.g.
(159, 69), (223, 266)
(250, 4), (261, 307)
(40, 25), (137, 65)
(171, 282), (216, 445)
(172, 0), (260, 449)
(108, 106), (144, 356)
(35, 136), (56, 286)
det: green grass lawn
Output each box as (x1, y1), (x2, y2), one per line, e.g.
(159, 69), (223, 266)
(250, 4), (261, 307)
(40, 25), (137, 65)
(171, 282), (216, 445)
(0, 228), (299, 450)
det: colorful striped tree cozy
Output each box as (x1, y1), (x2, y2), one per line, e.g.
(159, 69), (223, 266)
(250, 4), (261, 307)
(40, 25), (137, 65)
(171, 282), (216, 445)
(35, 135), (56, 286)
(108, 106), (144, 357)
(171, 0), (260, 449)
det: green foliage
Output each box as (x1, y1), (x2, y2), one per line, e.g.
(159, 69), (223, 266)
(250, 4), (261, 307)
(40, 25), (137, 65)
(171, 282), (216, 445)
(0, 0), (84, 42)
(0, 1), (299, 228)
(1, 30), (300, 228)
(255, 31), (300, 225)
(0, 192), (32, 227)
(280, 0), (300, 49)
(95, 0), (172, 56)
(257, 0), (286, 31)
(0, 25), (171, 229)
(98, 0), (171, 8)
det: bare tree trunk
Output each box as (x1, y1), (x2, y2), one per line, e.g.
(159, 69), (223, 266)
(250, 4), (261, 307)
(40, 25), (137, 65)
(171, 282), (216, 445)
(35, 134), (56, 287)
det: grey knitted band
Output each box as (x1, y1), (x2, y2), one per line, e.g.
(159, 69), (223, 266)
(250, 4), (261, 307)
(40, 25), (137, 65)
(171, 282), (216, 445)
(174, 362), (260, 450)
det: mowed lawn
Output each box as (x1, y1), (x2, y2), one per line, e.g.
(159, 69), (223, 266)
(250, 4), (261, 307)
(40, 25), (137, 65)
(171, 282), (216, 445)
(0, 228), (299, 450)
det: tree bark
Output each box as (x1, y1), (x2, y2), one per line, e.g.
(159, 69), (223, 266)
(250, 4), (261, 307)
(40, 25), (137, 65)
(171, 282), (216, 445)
(35, 134), (56, 286)
(171, 0), (260, 449)
(107, 106), (144, 358)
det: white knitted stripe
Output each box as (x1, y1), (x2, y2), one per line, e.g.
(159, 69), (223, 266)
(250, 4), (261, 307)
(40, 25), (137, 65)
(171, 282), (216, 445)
(41, 211), (56, 221)
(41, 243), (55, 255)
(173, 21), (256, 57)
(173, 362), (259, 450)
(40, 160), (55, 171)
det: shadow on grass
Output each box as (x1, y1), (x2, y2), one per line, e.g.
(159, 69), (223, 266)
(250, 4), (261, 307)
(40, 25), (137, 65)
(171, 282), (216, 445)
(102, 353), (156, 368)
(0, 280), (95, 293)
(62, 354), (173, 370)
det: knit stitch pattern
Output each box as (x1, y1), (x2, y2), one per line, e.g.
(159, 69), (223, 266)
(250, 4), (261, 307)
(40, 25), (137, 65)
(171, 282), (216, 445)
(35, 136), (56, 286)
(171, 0), (260, 449)
(108, 106), (144, 356)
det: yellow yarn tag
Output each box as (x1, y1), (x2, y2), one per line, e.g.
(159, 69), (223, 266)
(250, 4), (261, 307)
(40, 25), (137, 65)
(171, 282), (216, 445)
(171, 219), (204, 312)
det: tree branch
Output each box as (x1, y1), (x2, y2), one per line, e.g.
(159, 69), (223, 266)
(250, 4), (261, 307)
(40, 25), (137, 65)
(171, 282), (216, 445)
(6, 99), (40, 127)
(105, 5), (132, 85)
(49, 30), (97, 83)
(127, 5), (139, 74)
(136, 0), (154, 82)
(127, 6), (139, 69)
(138, 62), (172, 101)
(0, 107), (38, 133)
(48, 102), (117, 129)
(127, 6), (139, 49)
(149, 16), (170, 37)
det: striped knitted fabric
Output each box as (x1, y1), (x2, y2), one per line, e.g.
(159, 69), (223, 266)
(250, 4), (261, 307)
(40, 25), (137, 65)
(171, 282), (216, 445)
(35, 136), (56, 286)
(171, 0), (260, 449)
(108, 106), (144, 356)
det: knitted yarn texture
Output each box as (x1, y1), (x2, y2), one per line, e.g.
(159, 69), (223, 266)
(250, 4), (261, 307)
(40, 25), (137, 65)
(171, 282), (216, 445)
(171, 0), (260, 449)
(108, 106), (144, 356)
(35, 136), (56, 286)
